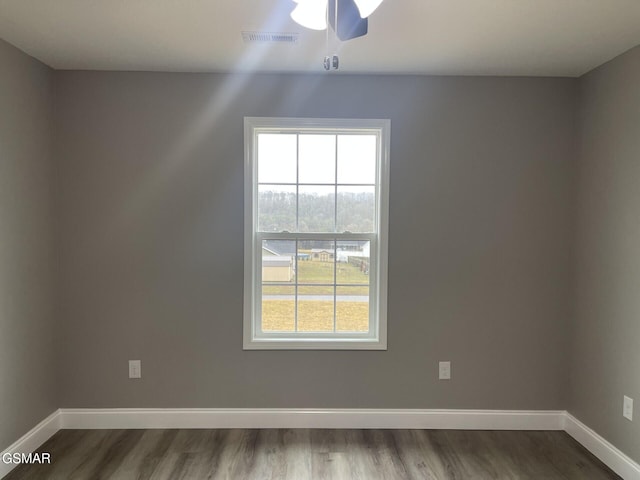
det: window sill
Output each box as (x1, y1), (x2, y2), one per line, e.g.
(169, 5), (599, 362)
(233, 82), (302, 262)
(243, 337), (387, 351)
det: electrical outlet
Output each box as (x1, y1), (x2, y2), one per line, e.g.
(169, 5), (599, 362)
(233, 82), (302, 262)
(623, 396), (633, 421)
(439, 361), (451, 380)
(129, 360), (141, 379)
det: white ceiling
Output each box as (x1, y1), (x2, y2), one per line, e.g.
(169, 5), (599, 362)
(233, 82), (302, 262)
(1, 0), (639, 76)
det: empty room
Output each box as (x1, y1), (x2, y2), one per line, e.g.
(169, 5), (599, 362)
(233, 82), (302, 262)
(1, 0), (639, 478)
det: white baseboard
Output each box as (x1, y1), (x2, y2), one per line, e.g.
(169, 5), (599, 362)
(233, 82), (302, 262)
(0, 410), (60, 479)
(58, 408), (565, 430)
(2, 409), (638, 480)
(564, 413), (640, 480)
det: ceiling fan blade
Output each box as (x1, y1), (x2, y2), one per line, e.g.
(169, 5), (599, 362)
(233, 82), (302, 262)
(291, 0), (328, 30)
(353, 0), (384, 18)
(328, 0), (368, 41)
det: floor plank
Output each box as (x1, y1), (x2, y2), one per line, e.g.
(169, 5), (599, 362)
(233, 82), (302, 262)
(4, 429), (621, 480)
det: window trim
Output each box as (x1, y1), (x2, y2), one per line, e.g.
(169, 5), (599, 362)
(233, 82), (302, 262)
(243, 117), (390, 350)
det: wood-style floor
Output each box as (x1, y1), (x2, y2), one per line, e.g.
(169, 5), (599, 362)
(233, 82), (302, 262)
(5, 429), (620, 480)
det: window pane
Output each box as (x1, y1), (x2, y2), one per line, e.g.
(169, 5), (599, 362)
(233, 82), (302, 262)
(262, 285), (295, 332)
(336, 286), (369, 332)
(337, 135), (376, 184)
(298, 186), (335, 232)
(297, 286), (334, 332)
(258, 134), (297, 183)
(337, 186), (375, 233)
(262, 240), (296, 282)
(258, 185), (296, 232)
(297, 240), (335, 285)
(336, 241), (370, 284)
(299, 134), (336, 184)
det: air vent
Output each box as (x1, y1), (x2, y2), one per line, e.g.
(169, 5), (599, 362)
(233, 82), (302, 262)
(242, 31), (299, 44)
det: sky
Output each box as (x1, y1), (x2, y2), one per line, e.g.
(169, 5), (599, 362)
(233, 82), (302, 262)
(258, 133), (377, 191)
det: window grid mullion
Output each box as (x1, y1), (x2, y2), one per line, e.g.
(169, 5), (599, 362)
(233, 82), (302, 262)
(334, 133), (338, 234)
(333, 240), (337, 333)
(263, 282), (369, 287)
(258, 182), (375, 187)
(375, 132), (380, 232)
(333, 134), (338, 333)
(294, 239), (299, 333)
(295, 133), (300, 235)
(295, 135), (300, 333)
(257, 232), (376, 241)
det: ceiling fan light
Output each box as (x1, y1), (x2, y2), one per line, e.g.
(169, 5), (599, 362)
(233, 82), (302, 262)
(353, 0), (384, 18)
(290, 0), (328, 30)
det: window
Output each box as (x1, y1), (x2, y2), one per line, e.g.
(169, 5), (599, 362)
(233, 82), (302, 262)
(244, 117), (389, 350)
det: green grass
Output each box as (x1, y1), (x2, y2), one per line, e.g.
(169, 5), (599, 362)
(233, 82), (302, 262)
(263, 260), (369, 295)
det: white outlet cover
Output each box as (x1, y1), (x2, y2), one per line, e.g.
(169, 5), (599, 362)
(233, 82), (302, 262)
(439, 361), (451, 380)
(623, 396), (633, 421)
(129, 360), (141, 379)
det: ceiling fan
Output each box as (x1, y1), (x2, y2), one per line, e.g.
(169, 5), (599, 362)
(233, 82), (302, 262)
(290, 0), (385, 41)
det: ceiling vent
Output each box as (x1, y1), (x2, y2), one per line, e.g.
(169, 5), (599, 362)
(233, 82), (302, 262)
(242, 31), (299, 44)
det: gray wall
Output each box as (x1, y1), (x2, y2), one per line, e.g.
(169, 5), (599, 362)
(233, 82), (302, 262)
(0, 40), (55, 450)
(54, 72), (576, 410)
(570, 45), (640, 462)
(4, 32), (639, 465)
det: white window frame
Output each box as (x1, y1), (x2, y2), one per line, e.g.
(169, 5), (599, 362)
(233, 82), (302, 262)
(243, 117), (390, 350)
